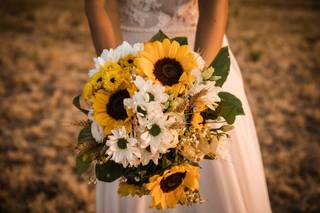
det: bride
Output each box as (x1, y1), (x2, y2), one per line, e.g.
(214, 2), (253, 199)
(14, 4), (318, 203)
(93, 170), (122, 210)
(84, 0), (272, 212)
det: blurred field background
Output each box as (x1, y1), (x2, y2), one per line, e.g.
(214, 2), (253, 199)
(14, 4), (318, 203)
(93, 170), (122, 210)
(0, 0), (319, 212)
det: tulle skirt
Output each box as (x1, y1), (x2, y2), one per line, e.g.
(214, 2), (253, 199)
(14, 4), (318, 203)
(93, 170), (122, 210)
(96, 29), (272, 213)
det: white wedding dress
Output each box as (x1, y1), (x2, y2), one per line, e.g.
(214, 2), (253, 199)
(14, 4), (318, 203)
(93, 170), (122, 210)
(96, 0), (272, 212)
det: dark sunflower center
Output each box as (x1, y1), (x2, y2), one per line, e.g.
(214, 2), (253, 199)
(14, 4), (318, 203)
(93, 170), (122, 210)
(153, 58), (183, 86)
(106, 89), (130, 120)
(117, 138), (128, 149)
(160, 172), (186, 193)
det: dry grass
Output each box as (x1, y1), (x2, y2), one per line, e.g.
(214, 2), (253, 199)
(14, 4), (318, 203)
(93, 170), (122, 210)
(0, 1), (319, 212)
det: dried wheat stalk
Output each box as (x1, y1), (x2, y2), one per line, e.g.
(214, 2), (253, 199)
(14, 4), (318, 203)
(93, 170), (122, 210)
(190, 89), (207, 105)
(69, 119), (90, 128)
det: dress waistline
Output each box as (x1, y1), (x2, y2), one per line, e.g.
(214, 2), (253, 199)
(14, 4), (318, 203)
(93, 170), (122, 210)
(120, 25), (197, 33)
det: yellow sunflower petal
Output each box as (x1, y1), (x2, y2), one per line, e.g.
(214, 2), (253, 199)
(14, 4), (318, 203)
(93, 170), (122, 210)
(160, 193), (166, 209)
(136, 58), (155, 80)
(169, 83), (185, 97)
(94, 114), (107, 123)
(104, 125), (114, 135)
(175, 45), (190, 61)
(168, 40), (180, 58)
(153, 41), (165, 59)
(162, 39), (171, 55)
(145, 176), (161, 190)
(144, 42), (159, 59)
(165, 192), (178, 208)
(177, 189), (186, 204)
(94, 95), (108, 107)
(151, 187), (162, 204)
(139, 50), (157, 64)
(82, 82), (94, 100)
(184, 175), (199, 191)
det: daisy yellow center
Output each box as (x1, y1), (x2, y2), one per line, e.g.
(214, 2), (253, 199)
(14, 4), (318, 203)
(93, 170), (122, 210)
(106, 89), (130, 120)
(153, 58), (183, 86)
(149, 124), (161, 136)
(117, 138), (128, 149)
(160, 172), (186, 193)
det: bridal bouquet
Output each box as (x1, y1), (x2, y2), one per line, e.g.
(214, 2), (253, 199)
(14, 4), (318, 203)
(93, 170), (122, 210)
(73, 31), (244, 209)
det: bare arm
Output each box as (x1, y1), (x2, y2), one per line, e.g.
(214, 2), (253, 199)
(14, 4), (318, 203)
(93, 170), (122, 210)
(84, 0), (122, 55)
(194, 0), (228, 65)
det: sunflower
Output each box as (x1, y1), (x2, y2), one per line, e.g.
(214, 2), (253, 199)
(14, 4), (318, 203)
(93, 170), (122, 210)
(82, 71), (104, 100)
(92, 80), (134, 135)
(83, 61), (128, 100)
(145, 164), (199, 209)
(119, 54), (136, 70)
(135, 39), (197, 96)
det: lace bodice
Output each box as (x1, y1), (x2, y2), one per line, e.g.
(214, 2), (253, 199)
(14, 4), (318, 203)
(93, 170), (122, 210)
(119, 0), (199, 33)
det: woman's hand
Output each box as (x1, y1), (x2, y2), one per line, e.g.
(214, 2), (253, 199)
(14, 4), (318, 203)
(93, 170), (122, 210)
(194, 0), (228, 65)
(84, 0), (122, 55)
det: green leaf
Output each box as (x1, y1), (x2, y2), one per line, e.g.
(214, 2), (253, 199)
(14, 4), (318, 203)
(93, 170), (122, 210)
(76, 143), (104, 174)
(172, 36), (188, 45)
(78, 127), (92, 144)
(210, 47), (230, 87)
(73, 95), (89, 114)
(96, 160), (125, 182)
(201, 92), (244, 124)
(200, 108), (218, 121)
(161, 154), (172, 169)
(216, 92), (245, 124)
(76, 155), (91, 175)
(150, 30), (169, 42)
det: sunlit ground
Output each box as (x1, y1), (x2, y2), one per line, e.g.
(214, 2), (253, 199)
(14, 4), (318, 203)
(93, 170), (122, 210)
(0, 1), (319, 212)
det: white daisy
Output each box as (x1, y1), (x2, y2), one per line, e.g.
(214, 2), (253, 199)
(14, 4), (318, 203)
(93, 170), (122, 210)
(115, 42), (143, 59)
(124, 76), (168, 121)
(91, 121), (104, 143)
(87, 109), (105, 143)
(140, 147), (160, 166)
(191, 69), (203, 84)
(140, 114), (176, 154)
(106, 127), (141, 168)
(133, 76), (168, 103)
(190, 81), (221, 110)
(87, 109), (94, 120)
(207, 117), (226, 129)
(88, 41), (143, 77)
(210, 135), (230, 160)
(192, 51), (206, 70)
(138, 103), (164, 125)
